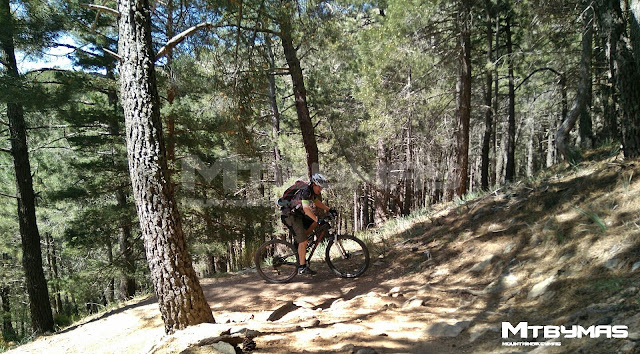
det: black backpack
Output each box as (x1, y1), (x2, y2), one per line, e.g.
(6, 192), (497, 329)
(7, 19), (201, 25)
(277, 180), (308, 213)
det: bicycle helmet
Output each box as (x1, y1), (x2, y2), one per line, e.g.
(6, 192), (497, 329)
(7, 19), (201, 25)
(310, 173), (328, 188)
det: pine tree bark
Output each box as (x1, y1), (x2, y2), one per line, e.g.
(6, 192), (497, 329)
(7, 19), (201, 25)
(579, 6), (594, 149)
(266, 35), (283, 186)
(44, 233), (63, 315)
(504, 13), (517, 182)
(374, 138), (389, 224)
(117, 0), (214, 333)
(456, 0), (472, 196)
(557, 4), (593, 163)
(278, 7), (319, 177)
(594, 0), (640, 157)
(0, 0), (54, 334)
(0, 286), (15, 337)
(106, 65), (137, 300)
(481, 0), (493, 190)
(595, 33), (618, 142)
(403, 118), (413, 215)
(117, 190), (136, 299)
(492, 11), (500, 186)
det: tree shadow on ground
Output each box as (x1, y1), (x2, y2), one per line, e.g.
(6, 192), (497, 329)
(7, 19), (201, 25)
(56, 295), (158, 334)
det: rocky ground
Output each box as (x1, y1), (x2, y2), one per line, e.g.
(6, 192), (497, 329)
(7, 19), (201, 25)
(7, 153), (640, 353)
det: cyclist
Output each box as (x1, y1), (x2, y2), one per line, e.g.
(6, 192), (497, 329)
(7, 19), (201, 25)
(282, 173), (337, 275)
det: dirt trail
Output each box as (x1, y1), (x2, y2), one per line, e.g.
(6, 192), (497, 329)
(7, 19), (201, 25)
(9, 257), (467, 354)
(8, 157), (640, 354)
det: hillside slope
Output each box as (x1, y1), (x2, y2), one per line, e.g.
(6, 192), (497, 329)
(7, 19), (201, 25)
(7, 153), (640, 353)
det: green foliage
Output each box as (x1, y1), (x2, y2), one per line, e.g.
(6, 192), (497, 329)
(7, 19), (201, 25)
(574, 207), (607, 233)
(591, 277), (626, 295)
(1, 0), (633, 339)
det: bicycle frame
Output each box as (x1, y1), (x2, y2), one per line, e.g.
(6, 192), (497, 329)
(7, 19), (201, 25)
(295, 225), (328, 265)
(296, 223), (349, 265)
(255, 215), (370, 282)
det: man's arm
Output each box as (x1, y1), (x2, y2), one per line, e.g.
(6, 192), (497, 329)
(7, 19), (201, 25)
(302, 203), (318, 222)
(314, 200), (330, 212)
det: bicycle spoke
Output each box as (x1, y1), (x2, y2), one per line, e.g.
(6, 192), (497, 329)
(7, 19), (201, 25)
(255, 239), (298, 283)
(325, 235), (369, 278)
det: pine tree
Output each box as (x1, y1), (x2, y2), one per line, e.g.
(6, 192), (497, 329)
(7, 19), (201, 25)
(0, 0), (55, 334)
(116, 0), (215, 333)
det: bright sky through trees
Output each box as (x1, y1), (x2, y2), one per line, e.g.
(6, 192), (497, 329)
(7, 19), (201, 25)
(15, 35), (75, 73)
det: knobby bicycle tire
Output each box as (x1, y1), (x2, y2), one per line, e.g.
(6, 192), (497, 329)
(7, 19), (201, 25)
(254, 239), (299, 283)
(325, 235), (370, 278)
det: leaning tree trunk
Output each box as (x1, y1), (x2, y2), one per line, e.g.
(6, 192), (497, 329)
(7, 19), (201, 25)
(278, 8), (319, 177)
(117, 0), (214, 333)
(557, 3), (593, 163)
(0, 0), (54, 334)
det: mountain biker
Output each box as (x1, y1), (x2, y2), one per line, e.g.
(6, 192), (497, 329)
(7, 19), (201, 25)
(281, 173), (337, 275)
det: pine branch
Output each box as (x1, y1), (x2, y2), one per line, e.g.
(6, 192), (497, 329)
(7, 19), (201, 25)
(515, 67), (562, 91)
(0, 147), (11, 154)
(103, 48), (122, 61)
(156, 22), (216, 60)
(0, 191), (18, 199)
(81, 3), (119, 16)
(155, 22), (280, 61)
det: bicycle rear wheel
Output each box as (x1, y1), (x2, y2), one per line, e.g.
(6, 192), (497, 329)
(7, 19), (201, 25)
(325, 235), (369, 278)
(254, 239), (298, 283)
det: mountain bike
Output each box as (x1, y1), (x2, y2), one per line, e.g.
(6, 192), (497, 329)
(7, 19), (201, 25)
(254, 214), (370, 283)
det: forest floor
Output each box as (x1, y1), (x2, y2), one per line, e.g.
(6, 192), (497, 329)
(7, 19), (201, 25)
(7, 149), (640, 354)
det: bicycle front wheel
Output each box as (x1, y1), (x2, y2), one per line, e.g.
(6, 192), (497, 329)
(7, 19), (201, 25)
(325, 235), (369, 278)
(254, 239), (298, 283)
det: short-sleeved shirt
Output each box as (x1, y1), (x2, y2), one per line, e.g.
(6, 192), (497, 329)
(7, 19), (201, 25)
(292, 184), (322, 213)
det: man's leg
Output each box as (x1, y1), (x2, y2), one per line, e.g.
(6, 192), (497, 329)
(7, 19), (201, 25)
(298, 241), (308, 266)
(285, 214), (315, 274)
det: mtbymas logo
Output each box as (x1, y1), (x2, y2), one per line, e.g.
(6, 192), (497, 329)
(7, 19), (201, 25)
(502, 322), (629, 339)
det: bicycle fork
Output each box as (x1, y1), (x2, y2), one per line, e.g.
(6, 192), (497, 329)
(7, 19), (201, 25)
(333, 235), (349, 259)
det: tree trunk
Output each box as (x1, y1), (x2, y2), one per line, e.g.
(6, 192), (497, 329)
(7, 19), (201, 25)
(165, 0), (177, 169)
(117, 190), (136, 300)
(505, 13), (517, 182)
(278, 8), (319, 177)
(266, 35), (283, 186)
(374, 138), (389, 224)
(481, 0), (494, 190)
(117, 0), (215, 333)
(403, 116), (413, 216)
(353, 190), (359, 233)
(526, 114), (535, 177)
(44, 232), (62, 315)
(492, 10), (500, 187)
(595, 33), (618, 142)
(106, 65), (137, 300)
(0, 0), (54, 334)
(595, 0), (640, 157)
(105, 235), (116, 303)
(557, 3), (593, 163)
(363, 186), (370, 228)
(0, 286), (15, 338)
(579, 6), (594, 149)
(456, 0), (472, 196)
(630, 1), (640, 68)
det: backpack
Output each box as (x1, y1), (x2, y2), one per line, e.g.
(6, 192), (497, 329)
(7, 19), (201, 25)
(277, 180), (308, 214)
